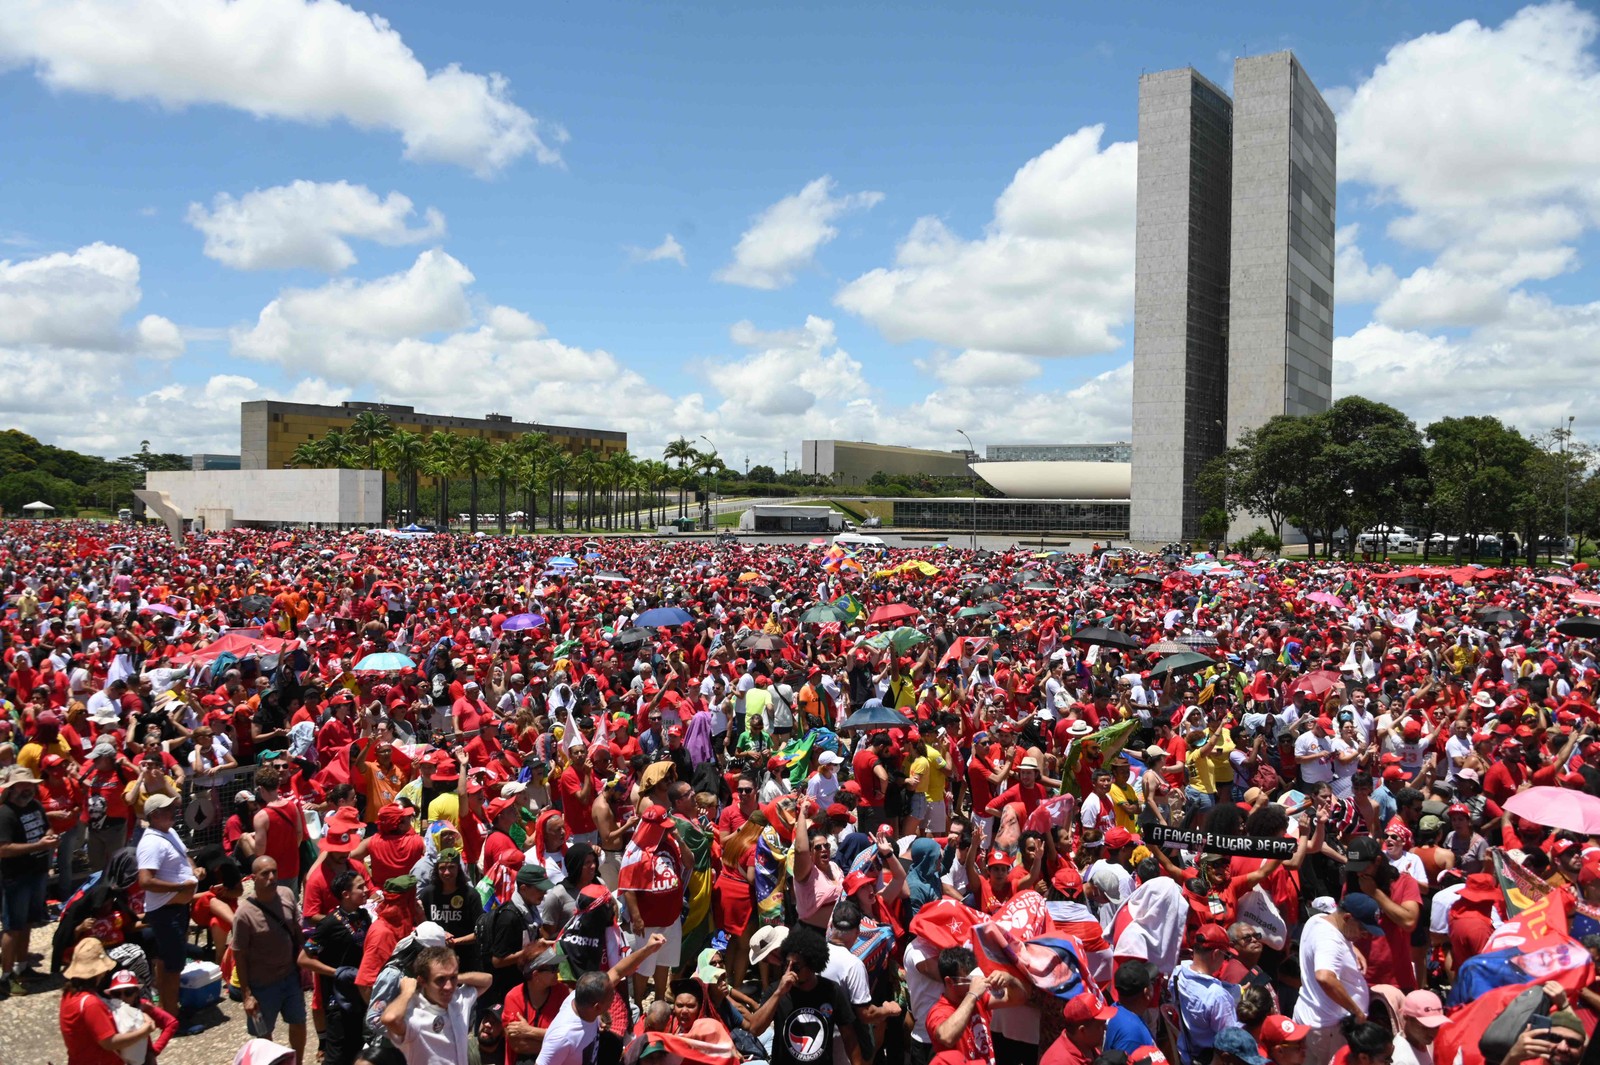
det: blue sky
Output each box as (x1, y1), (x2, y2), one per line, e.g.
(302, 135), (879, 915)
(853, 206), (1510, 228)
(1, 0), (1595, 468)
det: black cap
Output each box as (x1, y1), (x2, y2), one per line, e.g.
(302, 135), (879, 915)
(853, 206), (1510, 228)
(1344, 836), (1381, 873)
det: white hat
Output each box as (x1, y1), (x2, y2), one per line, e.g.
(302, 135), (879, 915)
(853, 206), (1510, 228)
(500, 781), (528, 798)
(413, 921), (451, 948)
(143, 793), (179, 815)
(1066, 721), (1094, 738)
(1473, 691), (1496, 708)
(749, 925), (789, 965)
(817, 751), (843, 766)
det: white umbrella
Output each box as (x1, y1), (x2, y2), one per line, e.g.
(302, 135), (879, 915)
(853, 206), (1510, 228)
(21, 500), (55, 512)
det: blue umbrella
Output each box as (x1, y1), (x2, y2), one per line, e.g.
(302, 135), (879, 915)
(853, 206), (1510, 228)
(353, 652), (416, 673)
(635, 606), (693, 628)
(546, 556), (578, 569)
(840, 699), (913, 731)
(583, 551), (603, 562)
(501, 613), (546, 631)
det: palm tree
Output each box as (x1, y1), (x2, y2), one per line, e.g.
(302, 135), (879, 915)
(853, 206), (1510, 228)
(489, 441), (518, 534)
(348, 411), (393, 519)
(694, 448), (724, 529)
(572, 449), (602, 530)
(378, 429), (424, 524)
(512, 452), (541, 532)
(290, 441), (323, 469)
(664, 437), (696, 519)
(422, 431), (460, 529)
(459, 436), (492, 534)
(317, 428), (358, 468)
(605, 452), (635, 531)
(512, 433), (551, 531)
(544, 452), (573, 531)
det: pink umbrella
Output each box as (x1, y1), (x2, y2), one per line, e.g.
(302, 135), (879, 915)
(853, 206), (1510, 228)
(1504, 786), (1600, 835)
(1541, 574), (1577, 588)
(1570, 592), (1600, 608)
(1306, 591), (1346, 609)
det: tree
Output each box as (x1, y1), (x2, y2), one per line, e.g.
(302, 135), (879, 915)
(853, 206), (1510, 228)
(0, 470), (79, 515)
(378, 429), (424, 523)
(348, 411), (393, 519)
(422, 432), (461, 529)
(290, 441), (323, 469)
(458, 436), (492, 534)
(489, 441), (518, 534)
(747, 464), (778, 484)
(606, 451), (636, 531)
(693, 448), (725, 529)
(1425, 416), (1535, 561)
(1196, 415), (1323, 542)
(664, 437), (696, 519)
(572, 449), (602, 530)
(544, 452), (573, 531)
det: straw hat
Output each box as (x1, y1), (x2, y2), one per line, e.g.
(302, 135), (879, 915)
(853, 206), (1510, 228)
(64, 937), (117, 980)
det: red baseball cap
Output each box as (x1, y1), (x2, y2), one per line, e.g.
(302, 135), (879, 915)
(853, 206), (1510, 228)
(1060, 995), (1117, 1025)
(1261, 1016), (1311, 1047)
(1193, 924), (1230, 950)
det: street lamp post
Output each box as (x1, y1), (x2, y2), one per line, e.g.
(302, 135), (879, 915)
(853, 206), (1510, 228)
(956, 429), (977, 550)
(1565, 415), (1575, 559)
(700, 435), (718, 531)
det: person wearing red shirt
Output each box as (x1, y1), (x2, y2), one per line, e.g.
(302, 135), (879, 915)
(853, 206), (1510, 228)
(251, 765), (308, 890)
(553, 746), (599, 844)
(967, 849), (1019, 914)
(453, 680), (489, 736)
(502, 948), (572, 1060)
(315, 696), (356, 763)
(37, 753), (84, 900)
(1482, 742), (1529, 804)
(985, 758), (1047, 819)
(852, 732), (891, 828)
(465, 717), (506, 769)
(1345, 836), (1423, 992)
(716, 775), (757, 845)
(59, 939), (152, 1065)
(81, 741), (137, 873)
(1040, 989), (1119, 1065)
(1447, 873), (1499, 974)
(926, 949), (1011, 1065)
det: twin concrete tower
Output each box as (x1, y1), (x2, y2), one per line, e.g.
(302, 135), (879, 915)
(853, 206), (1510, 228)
(1129, 52), (1336, 544)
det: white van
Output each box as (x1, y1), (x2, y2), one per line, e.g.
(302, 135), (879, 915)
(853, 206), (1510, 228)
(833, 532), (887, 549)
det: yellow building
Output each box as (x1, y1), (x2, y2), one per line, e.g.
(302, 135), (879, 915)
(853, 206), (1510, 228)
(240, 401), (626, 470)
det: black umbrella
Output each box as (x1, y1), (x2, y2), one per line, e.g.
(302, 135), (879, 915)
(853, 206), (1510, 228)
(1105, 575), (1134, 590)
(840, 700), (913, 731)
(748, 585), (775, 600)
(1131, 574), (1164, 586)
(611, 628), (651, 647)
(239, 594), (271, 614)
(1393, 575), (1422, 587)
(1555, 616), (1600, 638)
(1477, 606), (1528, 626)
(1177, 632), (1220, 649)
(1022, 580), (1057, 592)
(1070, 626), (1140, 650)
(739, 633), (784, 651)
(972, 583), (1003, 598)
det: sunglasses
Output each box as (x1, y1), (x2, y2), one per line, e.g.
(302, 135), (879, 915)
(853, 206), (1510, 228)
(1235, 932), (1263, 942)
(737, 787), (754, 794)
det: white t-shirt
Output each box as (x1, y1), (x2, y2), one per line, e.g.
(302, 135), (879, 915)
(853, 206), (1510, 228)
(537, 993), (599, 1065)
(821, 945), (870, 1065)
(808, 772), (840, 810)
(1294, 732), (1334, 784)
(903, 937), (942, 1046)
(1293, 914), (1368, 1027)
(1430, 884), (1464, 936)
(402, 985), (478, 1065)
(135, 827), (194, 911)
(1392, 1035), (1432, 1065)
(1080, 793), (1114, 839)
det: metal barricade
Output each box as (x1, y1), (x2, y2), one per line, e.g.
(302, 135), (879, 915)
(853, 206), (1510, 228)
(176, 764), (257, 851)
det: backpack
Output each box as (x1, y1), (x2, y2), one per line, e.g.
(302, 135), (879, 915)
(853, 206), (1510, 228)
(475, 901), (525, 972)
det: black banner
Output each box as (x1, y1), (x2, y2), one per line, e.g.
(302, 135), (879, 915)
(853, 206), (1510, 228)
(1149, 824), (1298, 860)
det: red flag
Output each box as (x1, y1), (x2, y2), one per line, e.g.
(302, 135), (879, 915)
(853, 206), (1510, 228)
(646, 1019), (738, 1065)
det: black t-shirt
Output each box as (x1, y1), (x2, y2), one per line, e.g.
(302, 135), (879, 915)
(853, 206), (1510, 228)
(420, 879), (483, 967)
(770, 977), (858, 1065)
(487, 901), (533, 1006)
(0, 799), (50, 881)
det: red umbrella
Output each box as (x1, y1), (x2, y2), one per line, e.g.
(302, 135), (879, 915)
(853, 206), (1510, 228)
(868, 603), (919, 625)
(1505, 786), (1600, 835)
(1289, 670), (1344, 700)
(269, 540), (292, 550)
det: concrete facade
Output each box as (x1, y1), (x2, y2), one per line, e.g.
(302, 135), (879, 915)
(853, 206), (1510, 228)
(1130, 68), (1234, 544)
(145, 469), (383, 526)
(799, 440), (973, 484)
(970, 461), (1132, 500)
(1228, 51), (1336, 444)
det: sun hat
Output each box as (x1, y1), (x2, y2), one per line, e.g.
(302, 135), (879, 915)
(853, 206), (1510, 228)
(748, 925), (789, 965)
(64, 937), (117, 980)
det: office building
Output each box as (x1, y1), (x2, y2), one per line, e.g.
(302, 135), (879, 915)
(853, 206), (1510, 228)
(1129, 67), (1234, 543)
(1228, 51), (1336, 440)
(1129, 51), (1335, 544)
(191, 454), (241, 471)
(800, 439), (972, 485)
(240, 401), (625, 471)
(986, 443), (1131, 463)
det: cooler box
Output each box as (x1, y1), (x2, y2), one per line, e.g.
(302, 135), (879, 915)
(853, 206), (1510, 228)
(179, 960), (222, 1011)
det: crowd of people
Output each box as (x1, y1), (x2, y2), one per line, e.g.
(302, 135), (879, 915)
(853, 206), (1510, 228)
(1, 521), (1598, 1065)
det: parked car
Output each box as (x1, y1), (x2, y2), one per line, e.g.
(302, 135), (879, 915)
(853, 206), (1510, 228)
(1357, 529), (1417, 552)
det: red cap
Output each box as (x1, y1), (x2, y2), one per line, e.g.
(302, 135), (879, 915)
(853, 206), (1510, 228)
(1261, 1016), (1312, 1047)
(1104, 826), (1134, 849)
(843, 872), (876, 895)
(1193, 924), (1230, 950)
(840, 780), (862, 795)
(826, 803), (855, 823)
(985, 849), (1012, 868)
(1383, 766), (1407, 782)
(1060, 995), (1117, 1025)
(1402, 721), (1422, 740)
(1446, 803), (1471, 817)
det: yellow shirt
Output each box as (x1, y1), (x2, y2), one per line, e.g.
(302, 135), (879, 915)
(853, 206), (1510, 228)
(18, 735), (71, 774)
(1108, 782), (1140, 831)
(909, 745), (949, 802)
(427, 791), (461, 828)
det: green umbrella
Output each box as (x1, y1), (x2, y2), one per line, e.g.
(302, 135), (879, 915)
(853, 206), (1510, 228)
(1147, 651), (1216, 679)
(799, 602), (852, 625)
(865, 626), (929, 653)
(957, 605), (994, 619)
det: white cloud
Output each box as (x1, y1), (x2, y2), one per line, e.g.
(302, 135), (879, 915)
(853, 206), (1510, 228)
(0, 0), (563, 176)
(0, 242), (181, 358)
(1336, 293), (1600, 432)
(627, 234), (686, 267)
(709, 317), (868, 417)
(1374, 267), (1511, 330)
(1333, 225), (1397, 304)
(835, 126), (1136, 357)
(715, 177), (883, 290)
(916, 350), (1041, 388)
(187, 180), (446, 272)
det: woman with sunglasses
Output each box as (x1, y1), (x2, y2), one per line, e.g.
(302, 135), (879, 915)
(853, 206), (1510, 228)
(105, 968), (180, 1059)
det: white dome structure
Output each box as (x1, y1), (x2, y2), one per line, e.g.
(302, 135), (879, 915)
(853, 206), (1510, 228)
(971, 461), (1131, 500)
